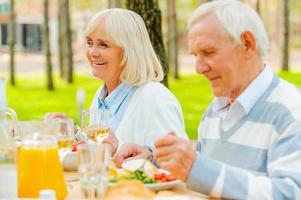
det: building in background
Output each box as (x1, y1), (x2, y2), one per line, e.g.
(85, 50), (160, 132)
(0, 0), (56, 53)
(0, 0), (94, 55)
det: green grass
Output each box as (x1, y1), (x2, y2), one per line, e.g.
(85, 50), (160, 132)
(5, 72), (301, 140)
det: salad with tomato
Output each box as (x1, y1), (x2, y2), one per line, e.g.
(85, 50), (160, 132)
(109, 159), (177, 184)
(70, 141), (85, 152)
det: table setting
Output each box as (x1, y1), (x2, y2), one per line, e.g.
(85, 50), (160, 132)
(0, 107), (208, 199)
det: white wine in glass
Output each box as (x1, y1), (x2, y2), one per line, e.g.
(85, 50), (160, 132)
(81, 109), (111, 143)
(85, 126), (110, 143)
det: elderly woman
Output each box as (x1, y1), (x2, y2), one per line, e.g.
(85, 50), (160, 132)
(47, 8), (187, 155)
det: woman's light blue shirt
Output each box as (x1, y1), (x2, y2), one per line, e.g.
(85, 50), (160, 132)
(98, 82), (136, 132)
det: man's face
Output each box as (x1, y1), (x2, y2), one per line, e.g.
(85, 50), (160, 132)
(188, 13), (248, 99)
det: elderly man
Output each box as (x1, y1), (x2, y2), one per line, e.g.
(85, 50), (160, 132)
(114, 0), (301, 199)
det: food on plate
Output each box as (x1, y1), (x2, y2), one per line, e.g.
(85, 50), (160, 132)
(121, 158), (145, 171)
(104, 180), (155, 200)
(143, 160), (159, 179)
(109, 159), (177, 184)
(70, 141), (85, 152)
(154, 172), (176, 182)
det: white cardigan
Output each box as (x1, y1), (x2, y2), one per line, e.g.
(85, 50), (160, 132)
(90, 82), (188, 148)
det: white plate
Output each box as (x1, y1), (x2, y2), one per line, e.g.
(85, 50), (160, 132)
(109, 179), (181, 191)
(144, 180), (182, 191)
(110, 168), (182, 191)
(61, 154), (182, 191)
(61, 152), (78, 171)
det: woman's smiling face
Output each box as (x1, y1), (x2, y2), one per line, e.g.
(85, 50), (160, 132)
(86, 20), (124, 87)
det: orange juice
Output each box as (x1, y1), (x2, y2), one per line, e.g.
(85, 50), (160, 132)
(17, 135), (67, 199)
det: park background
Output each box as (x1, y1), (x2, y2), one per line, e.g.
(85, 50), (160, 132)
(0, 0), (301, 139)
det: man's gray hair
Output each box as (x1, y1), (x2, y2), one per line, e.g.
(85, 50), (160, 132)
(188, 0), (269, 56)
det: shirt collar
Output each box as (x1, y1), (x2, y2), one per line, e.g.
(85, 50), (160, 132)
(212, 96), (232, 112)
(236, 65), (273, 114)
(98, 82), (136, 115)
(212, 65), (274, 114)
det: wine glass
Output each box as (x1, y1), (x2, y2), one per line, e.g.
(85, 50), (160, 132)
(81, 109), (111, 143)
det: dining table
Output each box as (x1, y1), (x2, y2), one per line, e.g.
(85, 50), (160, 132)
(65, 171), (209, 199)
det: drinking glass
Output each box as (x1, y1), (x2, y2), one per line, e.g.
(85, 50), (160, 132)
(81, 109), (111, 143)
(78, 143), (111, 199)
(52, 119), (75, 150)
(17, 120), (59, 137)
(0, 145), (17, 198)
(2, 107), (19, 146)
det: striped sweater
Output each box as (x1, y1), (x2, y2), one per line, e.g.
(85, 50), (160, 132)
(187, 74), (301, 199)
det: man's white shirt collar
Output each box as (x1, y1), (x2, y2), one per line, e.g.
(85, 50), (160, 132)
(212, 65), (274, 115)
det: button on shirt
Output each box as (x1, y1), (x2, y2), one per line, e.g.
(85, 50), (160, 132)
(211, 65), (274, 132)
(98, 82), (136, 132)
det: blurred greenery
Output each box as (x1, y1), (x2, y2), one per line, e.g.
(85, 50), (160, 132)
(6, 72), (301, 140)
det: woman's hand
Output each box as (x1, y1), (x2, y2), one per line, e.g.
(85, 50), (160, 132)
(44, 112), (79, 135)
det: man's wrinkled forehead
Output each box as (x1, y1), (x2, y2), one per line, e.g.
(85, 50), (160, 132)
(188, 13), (234, 53)
(187, 13), (218, 51)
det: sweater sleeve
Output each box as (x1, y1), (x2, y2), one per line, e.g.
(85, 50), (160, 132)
(187, 124), (301, 199)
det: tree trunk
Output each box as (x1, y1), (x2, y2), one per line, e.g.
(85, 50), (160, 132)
(58, 0), (64, 78)
(64, 0), (73, 83)
(281, 0), (290, 71)
(43, 0), (54, 90)
(166, 0), (179, 79)
(8, 0), (16, 86)
(256, 0), (261, 16)
(126, 0), (168, 87)
(108, 0), (122, 8)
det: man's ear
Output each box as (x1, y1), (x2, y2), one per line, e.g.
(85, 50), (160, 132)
(240, 31), (256, 53)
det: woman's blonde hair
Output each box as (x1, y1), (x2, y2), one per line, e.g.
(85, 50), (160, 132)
(85, 8), (164, 86)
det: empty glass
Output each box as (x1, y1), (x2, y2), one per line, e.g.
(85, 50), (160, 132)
(78, 144), (111, 199)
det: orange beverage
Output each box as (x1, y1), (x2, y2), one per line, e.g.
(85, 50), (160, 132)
(17, 134), (67, 199)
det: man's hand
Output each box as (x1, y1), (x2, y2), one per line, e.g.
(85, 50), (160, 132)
(113, 143), (152, 168)
(154, 132), (196, 182)
(102, 133), (119, 155)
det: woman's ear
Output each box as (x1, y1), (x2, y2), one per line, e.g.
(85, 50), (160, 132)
(240, 31), (256, 53)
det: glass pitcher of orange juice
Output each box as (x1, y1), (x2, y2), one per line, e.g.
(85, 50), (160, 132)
(17, 133), (67, 199)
